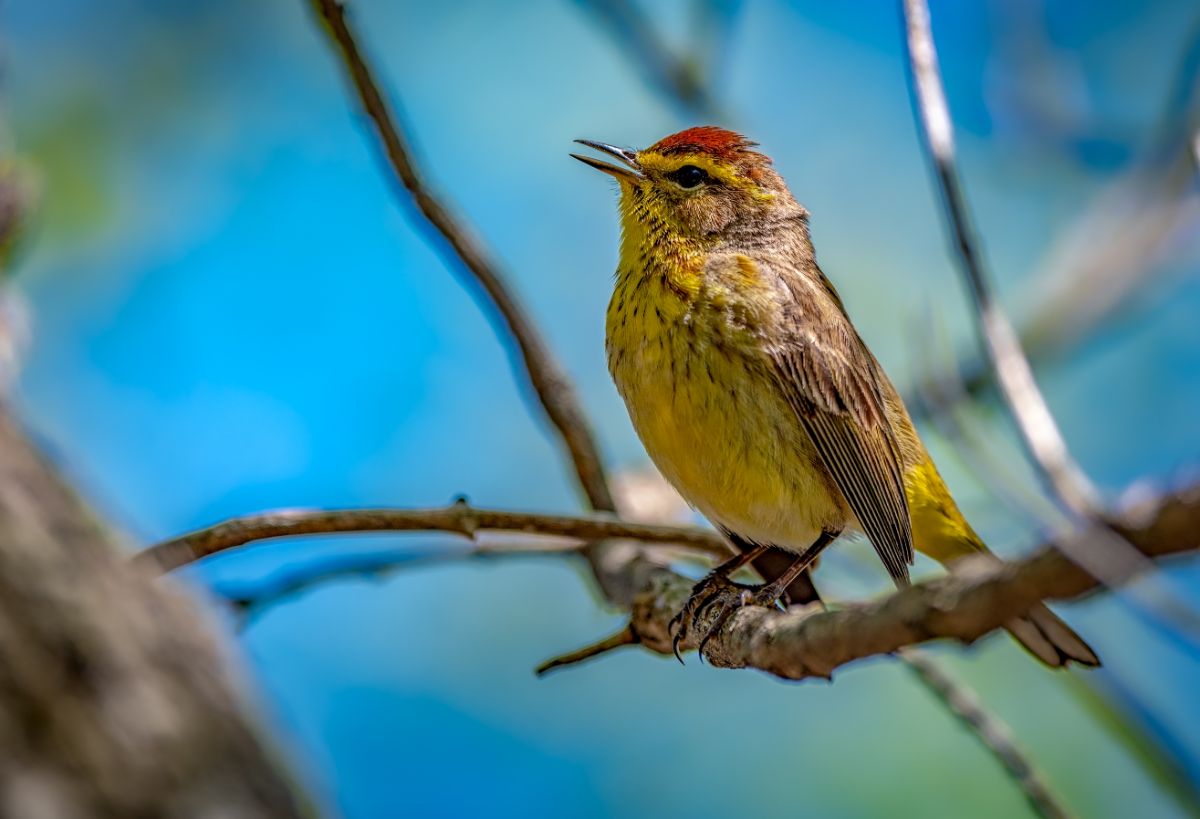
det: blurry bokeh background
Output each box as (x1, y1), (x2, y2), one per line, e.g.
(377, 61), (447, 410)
(4, 0), (1200, 816)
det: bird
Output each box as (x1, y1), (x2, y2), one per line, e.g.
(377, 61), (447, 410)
(572, 126), (1098, 668)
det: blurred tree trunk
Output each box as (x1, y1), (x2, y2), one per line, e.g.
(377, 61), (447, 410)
(0, 406), (308, 817)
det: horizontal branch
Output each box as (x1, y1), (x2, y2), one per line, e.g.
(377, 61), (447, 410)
(647, 481), (1200, 680)
(136, 500), (727, 574)
(143, 480), (1198, 681)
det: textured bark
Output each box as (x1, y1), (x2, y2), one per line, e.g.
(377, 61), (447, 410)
(0, 406), (307, 818)
(636, 481), (1200, 679)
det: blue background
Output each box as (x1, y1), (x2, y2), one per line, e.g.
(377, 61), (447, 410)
(5, 0), (1200, 816)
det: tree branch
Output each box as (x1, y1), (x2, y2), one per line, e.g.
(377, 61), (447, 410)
(572, 0), (724, 119)
(678, 480), (1199, 679)
(310, 0), (616, 514)
(0, 404), (308, 816)
(900, 650), (1070, 819)
(135, 500), (727, 574)
(902, 0), (1099, 515)
(901, 0), (1200, 645)
(143, 479), (1199, 680)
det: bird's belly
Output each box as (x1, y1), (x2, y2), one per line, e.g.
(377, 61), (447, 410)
(610, 334), (846, 551)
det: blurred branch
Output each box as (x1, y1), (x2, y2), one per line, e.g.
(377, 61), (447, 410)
(901, 0), (1200, 645)
(0, 144), (307, 814)
(914, 315), (1200, 817)
(0, 404), (309, 816)
(1065, 671), (1200, 819)
(900, 649), (1070, 819)
(310, 0), (617, 515)
(902, 0), (1100, 516)
(911, 14), (1200, 414)
(572, 0), (724, 119)
(223, 536), (597, 626)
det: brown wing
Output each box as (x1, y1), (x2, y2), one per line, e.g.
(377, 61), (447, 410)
(748, 256), (914, 583)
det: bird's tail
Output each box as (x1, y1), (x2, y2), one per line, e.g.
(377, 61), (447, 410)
(1004, 604), (1100, 668)
(906, 466), (1100, 668)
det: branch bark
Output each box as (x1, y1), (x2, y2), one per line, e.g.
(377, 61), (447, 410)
(135, 500), (727, 575)
(667, 481), (1199, 679)
(143, 479), (1199, 681)
(0, 406), (307, 817)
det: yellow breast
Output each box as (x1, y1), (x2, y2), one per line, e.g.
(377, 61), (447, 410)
(606, 267), (846, 550)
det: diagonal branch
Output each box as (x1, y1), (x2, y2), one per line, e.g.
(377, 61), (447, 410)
(311, 0), (616, 514)
(572, 0), (724, 119)
(901, 0), (1200, 646)
(900, 650), (1070, 819)
(902, 0), (1099, 516)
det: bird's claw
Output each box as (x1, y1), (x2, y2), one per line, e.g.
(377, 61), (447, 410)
(669, 571), (765, 663)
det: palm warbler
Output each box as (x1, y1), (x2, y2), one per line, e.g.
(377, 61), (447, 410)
(574, 126), (1098, 667)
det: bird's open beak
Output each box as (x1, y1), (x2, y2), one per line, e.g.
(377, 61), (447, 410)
(571, 139), (644, 183)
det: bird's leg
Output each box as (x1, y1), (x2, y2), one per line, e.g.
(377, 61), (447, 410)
(692, 529), (841, 659)
(745, 529), (840, 609)
(668, 543), (768, 662)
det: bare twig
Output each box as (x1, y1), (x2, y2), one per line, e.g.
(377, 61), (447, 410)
(572, 0), (723, 119)
(902, 0), (1099, 516)
(901, 0), (1200, 643)
(535, 625), (638, 675)
(911, 17), (1200, 410)
(221, 536), (594, 623)
(900, 649), (1071, 819)
(311, 0), (616, 514)
(136, 499), (727, 574)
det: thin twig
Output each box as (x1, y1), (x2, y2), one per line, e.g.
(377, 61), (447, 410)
(902, 0), (1099, 515)
(310, 0), (616, 514)
(901, 0), (1200, 640)
(914, 314), (1200, 657)
(136, 499), (727, 574)
(573, 0), (723, 119)
(221, 537), (593, 625)
(909, 17), (1200, 411)
(536, 625), (638, 675)
(900, 650), (1071, 819)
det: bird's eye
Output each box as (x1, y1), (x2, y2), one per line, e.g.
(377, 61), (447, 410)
(667, 165), (709, 189)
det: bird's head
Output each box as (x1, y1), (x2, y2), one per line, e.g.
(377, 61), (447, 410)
(573, 126), (805, 241)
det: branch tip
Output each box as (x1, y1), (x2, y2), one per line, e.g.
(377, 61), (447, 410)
(535, 625), (638, 676)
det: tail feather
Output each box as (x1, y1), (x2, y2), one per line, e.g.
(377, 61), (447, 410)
(1005, 604), (1100, 668)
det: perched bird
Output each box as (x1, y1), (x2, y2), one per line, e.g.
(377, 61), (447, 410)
(573, 126), (1098, 668)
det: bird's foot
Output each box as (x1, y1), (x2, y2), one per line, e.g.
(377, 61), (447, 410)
(669, 572), (787, 663)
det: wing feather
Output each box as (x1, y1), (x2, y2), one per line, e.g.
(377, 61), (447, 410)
(749, 257), (915, 584)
